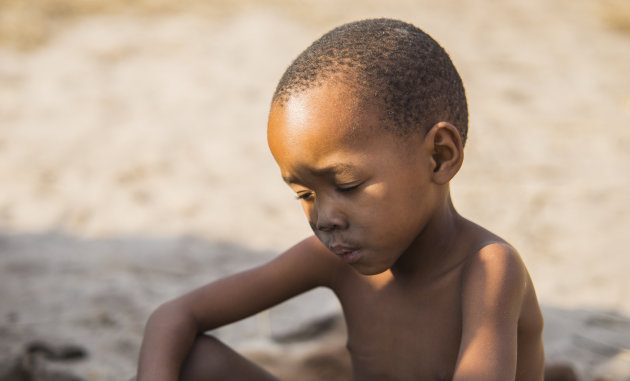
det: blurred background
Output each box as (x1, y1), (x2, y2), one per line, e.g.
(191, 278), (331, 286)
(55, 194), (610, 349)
(1, 0), (629, 379)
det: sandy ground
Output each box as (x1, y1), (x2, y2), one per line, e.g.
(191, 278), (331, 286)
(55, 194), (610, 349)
(0, 0), (629, 380)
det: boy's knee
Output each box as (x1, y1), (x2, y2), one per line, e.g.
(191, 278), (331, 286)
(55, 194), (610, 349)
(180, 335), (230, 381)
(180, 335), (278, 381)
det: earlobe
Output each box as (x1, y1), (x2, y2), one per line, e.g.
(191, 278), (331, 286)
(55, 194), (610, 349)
(427, 122), (464, 184)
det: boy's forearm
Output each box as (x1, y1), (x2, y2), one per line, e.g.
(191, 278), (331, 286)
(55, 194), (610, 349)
(137, 301), (199, 381)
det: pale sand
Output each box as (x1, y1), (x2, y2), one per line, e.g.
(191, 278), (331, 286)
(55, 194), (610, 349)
(0, 1), (629, 380)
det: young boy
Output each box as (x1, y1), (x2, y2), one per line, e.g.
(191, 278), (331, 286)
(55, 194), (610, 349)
(136, 18), (544, 380)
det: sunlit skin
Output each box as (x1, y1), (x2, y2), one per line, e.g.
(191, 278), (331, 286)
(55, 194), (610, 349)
(135, 79), (544, 381)
(268, 81), (461, 279)
(266, 80), (544, 380)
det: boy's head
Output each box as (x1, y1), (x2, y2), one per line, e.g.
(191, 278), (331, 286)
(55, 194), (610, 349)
(272, 18), (468, 144)
(267, 19), (467, 274)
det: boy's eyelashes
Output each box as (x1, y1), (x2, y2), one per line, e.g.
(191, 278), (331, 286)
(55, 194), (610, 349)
(294, 183), (361, 201)
(336, 183), (360, 192)
(295, 191), (314, 201)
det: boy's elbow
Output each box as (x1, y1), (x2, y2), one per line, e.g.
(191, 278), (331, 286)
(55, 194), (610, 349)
(146, 299), (200, 335)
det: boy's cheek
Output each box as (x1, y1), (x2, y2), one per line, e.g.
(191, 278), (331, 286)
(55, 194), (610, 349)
(303, 206), (324, 235)
(302, 204), (316, 224)
(360, 182), (401, 205)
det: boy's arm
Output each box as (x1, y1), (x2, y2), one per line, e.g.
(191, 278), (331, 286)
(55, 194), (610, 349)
(136, 236), (340, 381)
(453, 243), (527, 381)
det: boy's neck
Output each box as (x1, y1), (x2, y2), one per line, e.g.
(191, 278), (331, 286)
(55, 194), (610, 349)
(389, 192), (467, 283)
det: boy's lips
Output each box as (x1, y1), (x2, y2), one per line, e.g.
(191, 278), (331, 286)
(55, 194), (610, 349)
(329, 244), (361, 264)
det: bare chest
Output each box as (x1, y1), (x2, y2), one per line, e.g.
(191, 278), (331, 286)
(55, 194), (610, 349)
(337, 273), (463, 380)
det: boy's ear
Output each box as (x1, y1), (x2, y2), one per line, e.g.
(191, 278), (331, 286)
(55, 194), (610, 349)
(425, 122), (464, 184)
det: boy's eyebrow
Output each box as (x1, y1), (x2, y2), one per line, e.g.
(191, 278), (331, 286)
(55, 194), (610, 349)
(282, 163), (358, 184)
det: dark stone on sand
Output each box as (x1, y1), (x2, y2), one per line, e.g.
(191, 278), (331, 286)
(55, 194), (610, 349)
(545, 363), (579, 381)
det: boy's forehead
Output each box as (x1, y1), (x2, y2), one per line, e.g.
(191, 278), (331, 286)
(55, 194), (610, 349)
(268, 81), (378, 146)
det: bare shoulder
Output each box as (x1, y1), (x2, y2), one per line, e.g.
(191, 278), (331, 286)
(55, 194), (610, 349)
(455, 237), (544, 380)
(460, 237), (544, 327)
(460, 236), (544, 351)
(462, 241), (528, 295)
(458, 235), (535, 325)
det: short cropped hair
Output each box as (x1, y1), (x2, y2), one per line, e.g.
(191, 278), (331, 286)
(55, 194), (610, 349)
(272, 18), (468, 145)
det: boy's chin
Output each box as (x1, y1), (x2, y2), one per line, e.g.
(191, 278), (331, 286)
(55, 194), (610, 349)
(349, 260), (392, 276)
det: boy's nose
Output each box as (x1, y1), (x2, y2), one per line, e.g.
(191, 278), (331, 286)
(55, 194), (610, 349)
(316, 220), (336, 232)
(313, 198), (347, 232)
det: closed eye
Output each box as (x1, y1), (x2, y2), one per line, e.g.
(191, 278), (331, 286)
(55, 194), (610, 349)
(295, 191), (314, 201)
(336, 183), (360, 193)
